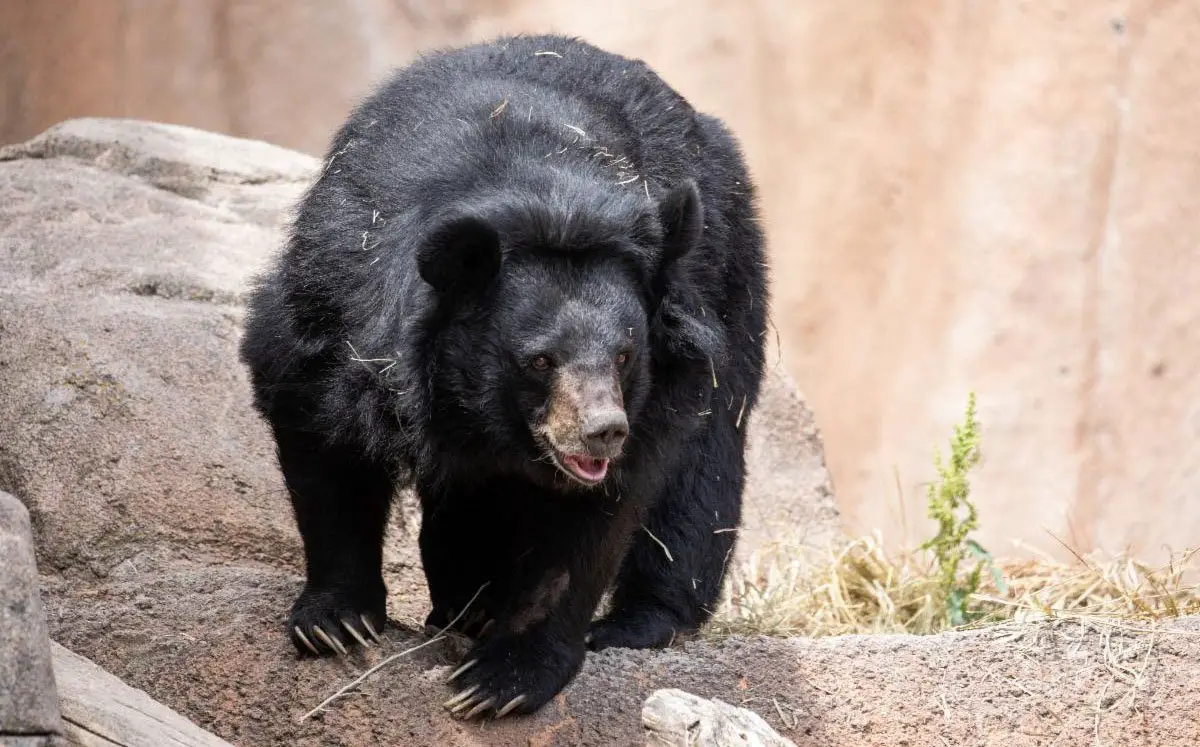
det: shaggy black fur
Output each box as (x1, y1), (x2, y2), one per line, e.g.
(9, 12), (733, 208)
(239, 33), (767, 718)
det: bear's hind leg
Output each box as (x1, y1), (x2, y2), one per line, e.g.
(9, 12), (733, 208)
(273, 426), (394, 656)
(586, 415), (744, 651)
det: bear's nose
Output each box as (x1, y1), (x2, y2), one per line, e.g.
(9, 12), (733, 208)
(582, 411), (629, 455)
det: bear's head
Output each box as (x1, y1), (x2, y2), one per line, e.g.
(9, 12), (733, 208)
(417, 178), (703, 490)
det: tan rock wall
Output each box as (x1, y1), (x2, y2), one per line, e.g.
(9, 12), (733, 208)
(3, 0), (1197, 560)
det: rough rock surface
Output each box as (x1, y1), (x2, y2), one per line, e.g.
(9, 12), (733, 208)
(0, 491), (62, 743)
(0, 118), (851, 746)
(740, 361), (839, 558)
(642, 688), (796, 747)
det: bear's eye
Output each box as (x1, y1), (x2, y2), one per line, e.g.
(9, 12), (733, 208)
(615, 352), (629, 367)
(530, 355), (552, 371)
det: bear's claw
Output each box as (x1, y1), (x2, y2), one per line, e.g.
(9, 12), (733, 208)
(443, 688), (529, 721)
(443, 684), (479, 710)
(341, 619), (372, 648)
(496, 694), (528, 718)
(447, 658), (478, 682)
(447, 688), (492, 716)
(311, 624), (348, 656)
(463, 697), (496, 720)
(360, 614), (384, 643)
(441, 628), (583, 720)
(294, 626), (320, 655)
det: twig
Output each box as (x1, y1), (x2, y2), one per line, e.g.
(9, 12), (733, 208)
(299, 582), (490, 722)
(771, 696), (795, 729)
(643, 525), (674, 562)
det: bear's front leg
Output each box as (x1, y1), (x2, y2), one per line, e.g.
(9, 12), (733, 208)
(273, 426), (394, 656)
(442, 561), (601, 720)
(443, 615), (586, 719)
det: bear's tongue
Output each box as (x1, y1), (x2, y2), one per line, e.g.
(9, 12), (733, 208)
(562, 454), (609, 483)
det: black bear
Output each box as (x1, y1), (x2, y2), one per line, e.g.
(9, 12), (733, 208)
(239, 33), (767, 719)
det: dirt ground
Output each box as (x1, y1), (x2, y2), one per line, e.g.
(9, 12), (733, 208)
(38, 556), (1200, 746)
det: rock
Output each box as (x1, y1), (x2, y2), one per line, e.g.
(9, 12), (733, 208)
(1, 117), (318, 184)
(51, 642), (233, 747)
(0, 491), (62, 742)
(6, 118), (1196, 747)
(740, 362), (841, 559)
(0, 117), (316, 226)
(642, 688), (797, 747)
(0, 118), (316, 582)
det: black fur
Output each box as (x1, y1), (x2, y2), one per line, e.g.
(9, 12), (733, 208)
(239, 33), (767, 718)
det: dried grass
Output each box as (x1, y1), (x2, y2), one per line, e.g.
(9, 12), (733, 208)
(708, 535), (1200, 640)
(981, 545), (1200, 624)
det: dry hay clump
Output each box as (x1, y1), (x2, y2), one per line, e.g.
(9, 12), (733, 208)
(709, 537), (1200, 640)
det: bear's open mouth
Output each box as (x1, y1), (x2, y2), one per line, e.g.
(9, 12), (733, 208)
(558, 454), (609, 484)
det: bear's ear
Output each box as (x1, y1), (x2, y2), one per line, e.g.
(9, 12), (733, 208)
(417, 216), (502, 296)
(657, 179), (704, 266)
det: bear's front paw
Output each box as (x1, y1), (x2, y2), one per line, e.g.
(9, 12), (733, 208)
(442, 628), (585, 720)
(289, 582), (386, 657)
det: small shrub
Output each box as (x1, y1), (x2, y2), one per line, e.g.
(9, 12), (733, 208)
(920, 391), (1006, 627)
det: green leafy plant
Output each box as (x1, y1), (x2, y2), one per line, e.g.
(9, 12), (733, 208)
(920, 391), (1006, 626)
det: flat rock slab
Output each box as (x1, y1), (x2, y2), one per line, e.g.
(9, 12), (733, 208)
(0, 491), (61, 740)
(51, 642), (233, 747)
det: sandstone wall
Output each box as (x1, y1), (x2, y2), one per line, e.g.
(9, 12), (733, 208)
(3, 0), (1197, 560)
